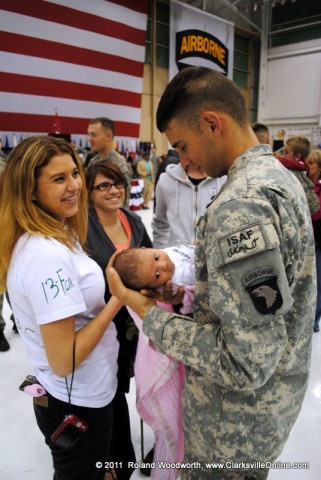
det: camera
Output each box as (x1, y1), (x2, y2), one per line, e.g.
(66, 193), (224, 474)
(50, 414), (88, 449)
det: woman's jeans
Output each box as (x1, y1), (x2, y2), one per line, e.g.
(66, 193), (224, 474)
(34, 392), (113, 480)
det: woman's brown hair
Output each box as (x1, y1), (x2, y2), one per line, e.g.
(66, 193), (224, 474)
(0, 135), (88, 292)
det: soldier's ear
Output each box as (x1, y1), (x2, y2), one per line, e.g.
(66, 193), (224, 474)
(202, 111), (221, 136)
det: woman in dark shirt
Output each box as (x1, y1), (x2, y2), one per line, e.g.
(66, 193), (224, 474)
(85, 162), (152, 480)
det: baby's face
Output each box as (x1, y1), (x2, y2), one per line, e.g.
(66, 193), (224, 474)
(139, 249), (175, 289)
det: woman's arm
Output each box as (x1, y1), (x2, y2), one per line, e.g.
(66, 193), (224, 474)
(40, 295), (122, 377)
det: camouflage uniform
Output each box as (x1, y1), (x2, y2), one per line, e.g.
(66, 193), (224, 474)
(143, 145), (315, 479)
(290, 170), (320, 215)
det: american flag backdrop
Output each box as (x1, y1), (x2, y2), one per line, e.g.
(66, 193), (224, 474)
(0, 0), (148, 148)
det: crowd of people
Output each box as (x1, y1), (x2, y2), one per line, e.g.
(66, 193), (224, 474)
(0, 67), (320, 480)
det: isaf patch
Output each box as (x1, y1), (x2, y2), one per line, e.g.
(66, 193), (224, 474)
(218, 224), (266, 265)
(243, 266), (283, 314)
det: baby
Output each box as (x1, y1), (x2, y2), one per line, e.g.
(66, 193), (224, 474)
(113, 244), (195, 314)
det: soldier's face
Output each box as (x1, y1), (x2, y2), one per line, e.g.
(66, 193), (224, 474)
(165, 118), (226, 178)
(87, 123), (111, 154)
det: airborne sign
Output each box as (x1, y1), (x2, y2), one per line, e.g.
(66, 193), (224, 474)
(176, 29), (229, 74)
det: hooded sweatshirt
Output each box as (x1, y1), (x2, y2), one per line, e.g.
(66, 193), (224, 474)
(152, 163), (226, 248)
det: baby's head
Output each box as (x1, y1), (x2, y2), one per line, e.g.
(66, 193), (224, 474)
(113, 247), (175, 290)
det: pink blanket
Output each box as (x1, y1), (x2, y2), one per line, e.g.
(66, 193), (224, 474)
(128, 305), (184, 480)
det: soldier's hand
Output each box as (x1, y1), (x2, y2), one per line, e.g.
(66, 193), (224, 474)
(140, 280), (184, 305)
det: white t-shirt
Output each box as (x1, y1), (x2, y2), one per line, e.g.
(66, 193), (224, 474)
(164, 244), (195, 286)
(163, 245), (195, 315)
(7, 233), (119, 408)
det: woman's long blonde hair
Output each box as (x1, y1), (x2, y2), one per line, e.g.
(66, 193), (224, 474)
(0, 136), (88, 292)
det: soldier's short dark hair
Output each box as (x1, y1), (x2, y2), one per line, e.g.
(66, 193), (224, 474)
(156, 66), (248, 133)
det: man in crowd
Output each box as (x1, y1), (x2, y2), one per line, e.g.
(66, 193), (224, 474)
(87, 117), (132, 201)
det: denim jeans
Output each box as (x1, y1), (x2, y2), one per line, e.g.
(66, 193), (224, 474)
(34, 392), (113, 480)
(314, 246), (321, 330)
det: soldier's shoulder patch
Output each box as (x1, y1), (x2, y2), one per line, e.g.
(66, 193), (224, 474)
(243, 266), (283, 314)
(218, 223), (267, 265)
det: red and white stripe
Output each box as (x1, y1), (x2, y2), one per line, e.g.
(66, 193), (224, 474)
(0, 0), (148, 147)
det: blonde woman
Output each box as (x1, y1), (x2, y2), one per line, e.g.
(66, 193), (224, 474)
(0, 136), (120, 480)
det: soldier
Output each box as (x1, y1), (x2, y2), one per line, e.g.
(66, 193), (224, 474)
(87, 117), (132, 203)
(107, 67), (316, 480)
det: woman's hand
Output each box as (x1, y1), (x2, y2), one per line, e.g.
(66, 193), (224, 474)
(106, 251), (128, 302)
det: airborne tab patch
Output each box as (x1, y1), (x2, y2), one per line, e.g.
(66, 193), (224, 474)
(243, 266), (283, 314)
